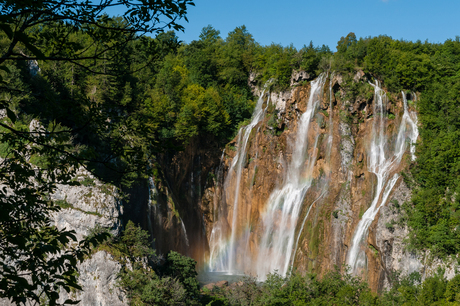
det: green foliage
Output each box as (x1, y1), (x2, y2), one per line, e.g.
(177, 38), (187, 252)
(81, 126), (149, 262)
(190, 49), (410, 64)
(159, 251), (200, 300)
(202, 269), (460, 306)
(0, 0), (194, 304)
(445, 275), (460, 302)
(108, 222), (199, 305)
(121, 221), (155, 259)
(332, 210), (339, 219)
(80, 177), (96, 187)
(203, 269), (377, 306)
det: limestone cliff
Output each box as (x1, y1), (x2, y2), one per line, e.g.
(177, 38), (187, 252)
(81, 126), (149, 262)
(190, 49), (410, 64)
(147, 70), (458, 292)
(200, 71), (457, 290)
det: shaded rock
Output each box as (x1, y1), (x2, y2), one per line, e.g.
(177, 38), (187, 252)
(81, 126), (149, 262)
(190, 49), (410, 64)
(215, 280), (229, 288)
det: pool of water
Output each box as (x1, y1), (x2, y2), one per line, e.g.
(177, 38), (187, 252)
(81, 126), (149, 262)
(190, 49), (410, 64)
(197, 271), (248, 287)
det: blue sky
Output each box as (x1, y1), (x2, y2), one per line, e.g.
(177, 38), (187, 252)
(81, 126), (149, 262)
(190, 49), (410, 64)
(172, 0), (460, 50)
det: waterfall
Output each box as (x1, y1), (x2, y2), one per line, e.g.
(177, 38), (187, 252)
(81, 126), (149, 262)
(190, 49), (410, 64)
(208, 86), (270, 273)
(347, 83), (419, 273)
(208, 74), (329, 279)
(291, 72), (335, 267)
(180, 219), (190, 247)
(255, 73), (327, 280)
(147, 177), (160, 248)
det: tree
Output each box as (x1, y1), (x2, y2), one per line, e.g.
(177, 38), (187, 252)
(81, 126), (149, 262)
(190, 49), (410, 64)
(0, 0), (194, 304)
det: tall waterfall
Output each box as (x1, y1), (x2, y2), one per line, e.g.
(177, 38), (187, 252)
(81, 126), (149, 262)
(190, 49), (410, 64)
(347, 83), (418, 273)
(207, 75), (418, 281)
(208, 87), (270, 273)
(255, 73), (327, 279)
(291, 72), (334, 268)
(208, 75), (328, 277)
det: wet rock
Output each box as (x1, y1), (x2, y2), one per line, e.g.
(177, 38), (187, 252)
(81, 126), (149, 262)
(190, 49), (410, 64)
(339, 122), (354, 175)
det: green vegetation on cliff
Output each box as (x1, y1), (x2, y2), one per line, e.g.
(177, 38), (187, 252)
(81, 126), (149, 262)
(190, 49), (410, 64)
(330, 32), (460, 258)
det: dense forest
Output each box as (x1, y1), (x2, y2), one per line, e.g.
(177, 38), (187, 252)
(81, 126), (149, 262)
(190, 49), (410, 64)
(1, 0), (460, 304)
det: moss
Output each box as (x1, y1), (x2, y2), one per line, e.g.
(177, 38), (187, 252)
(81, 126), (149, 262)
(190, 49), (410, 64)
(369, 244), (379, 257)
(54, 199), (103, 217)
(99, 184), (113, 195)
(385, 222), (395, 232)
(29, 154), (51, 169)
(168, 195), (180, 219)
(359, 206), (365, 219)
(319, 109), (329, 118)
(0, 142), (10, 158)
(310, 220), (323, 258)
(80, 176), (96, 187)
(251, 166), (258, 187)
(267, 113), (277, 129)
(55, 199), (72, 209)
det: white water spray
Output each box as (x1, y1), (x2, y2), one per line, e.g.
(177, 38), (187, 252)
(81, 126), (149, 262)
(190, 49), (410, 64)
(347, 83), (419, 273)
(208, 85), (270, 272)
(255, 73), (327, 280)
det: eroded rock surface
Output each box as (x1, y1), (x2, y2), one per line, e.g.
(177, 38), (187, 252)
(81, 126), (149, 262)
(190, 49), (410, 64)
(58, 251), (127, 306)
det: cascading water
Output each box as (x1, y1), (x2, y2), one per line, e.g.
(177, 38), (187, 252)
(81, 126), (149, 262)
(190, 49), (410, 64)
(291, 72), (335, 267)
(147, 177), (160, 248)
(347, 83), (419, 273)
(208, 74), (329, 279)
(255, 73), (327, 280)
(208, 87), (271, 273)
(180, 219), (190, 247)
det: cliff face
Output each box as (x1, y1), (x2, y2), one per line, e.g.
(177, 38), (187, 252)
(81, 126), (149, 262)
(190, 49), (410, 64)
(147, 136), (223, 269)
(148, 71), (457, 291)
(196, 71), (454, 291)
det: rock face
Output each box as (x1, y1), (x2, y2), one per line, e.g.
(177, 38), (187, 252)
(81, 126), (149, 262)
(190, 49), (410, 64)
(51, 168), (122, 241)
(290, 70), (311, 87)
(58, 251), (128, 305)
(147, 136), (223, 269)
(145, 70), (458, 293)
(187, 72), (457, 291)
(51, 169), (127, 304)
(0, 164), (126, 305)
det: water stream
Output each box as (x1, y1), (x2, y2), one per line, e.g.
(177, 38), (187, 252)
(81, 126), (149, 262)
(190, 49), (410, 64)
(347, 83), (419, 273)
(208, 87), (270, 273)
(254, 73), (327, 279)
